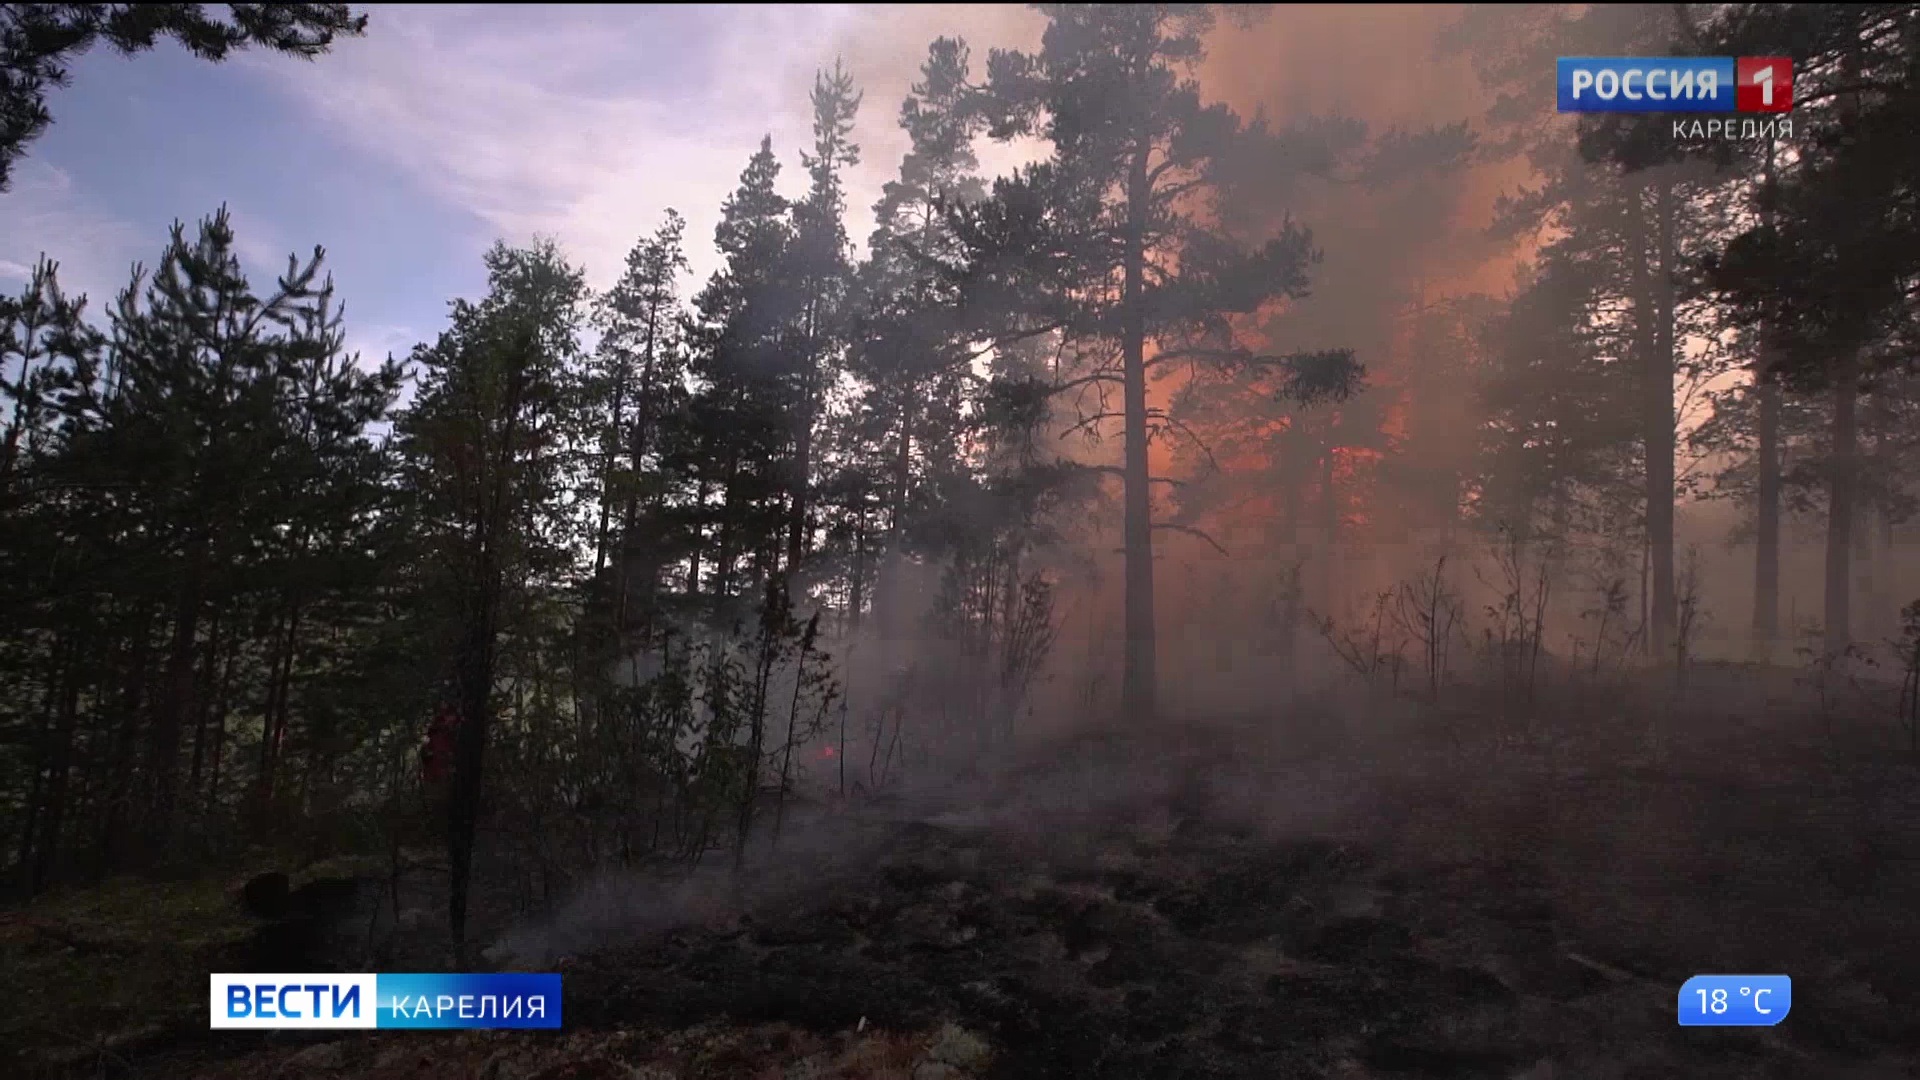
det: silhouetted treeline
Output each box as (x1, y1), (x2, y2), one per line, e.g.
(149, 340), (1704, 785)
(1, 4), (1917, 959)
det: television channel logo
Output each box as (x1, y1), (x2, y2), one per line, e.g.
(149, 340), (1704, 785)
(211, 973), (562, 1030)
(1557, 57), (1794, 113)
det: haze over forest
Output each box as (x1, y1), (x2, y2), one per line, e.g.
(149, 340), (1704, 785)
(0, 12), (1917, 1066)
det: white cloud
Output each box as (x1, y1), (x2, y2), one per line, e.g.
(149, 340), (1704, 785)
(243, 5), (1048, 297)
(346, 321), (421, 368)
(0, 159), (146, 312)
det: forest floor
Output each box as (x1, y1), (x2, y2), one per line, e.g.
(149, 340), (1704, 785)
(7, 660), (1920, 1079)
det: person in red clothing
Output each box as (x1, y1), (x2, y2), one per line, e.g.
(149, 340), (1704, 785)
(421, 704), (460, 792)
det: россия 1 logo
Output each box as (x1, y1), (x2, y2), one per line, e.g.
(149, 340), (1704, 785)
(1734, 58), (1794, 113)
(1557, 57), (1793, 113)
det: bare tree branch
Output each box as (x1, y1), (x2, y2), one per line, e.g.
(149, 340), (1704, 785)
(1084, 464), (1185, 487)
(1152, 521), (1228, 556)
(1147, 407), (1222, 474)
(1048, 371), (1125, 394)
(1061, 409), (1125, 440)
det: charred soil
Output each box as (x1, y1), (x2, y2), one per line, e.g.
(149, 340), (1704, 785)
(14, 670), (1920, 1079)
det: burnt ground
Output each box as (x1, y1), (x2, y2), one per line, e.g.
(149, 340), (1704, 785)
(13, 663), (1920, 1079)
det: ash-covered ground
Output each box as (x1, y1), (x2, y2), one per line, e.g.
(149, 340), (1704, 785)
(26, 670), (1920, 1080)
(531, 713), (1920, 1080)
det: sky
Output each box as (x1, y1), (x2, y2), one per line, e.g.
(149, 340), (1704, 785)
(0, 4), (1052, 370)
(0, 4), (1528, 385)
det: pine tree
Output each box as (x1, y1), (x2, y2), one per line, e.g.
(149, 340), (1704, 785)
(591, 210), (690, 630)
(394, 239), (587, 959)
(957, 4), (1361, 723)
(782, 61), (862, 585)
(91, 210), (394, 852)
(0, 256), (103, 891)
(683, 138), (795, 612)
(0, 209), (401, 884)
(0, 256), (99, 486)
(857, 37), (989, 640)
(1704, 3), (1920, 653)
(1457, 2), (1750, 658)
(1471, 247), (1643, 543)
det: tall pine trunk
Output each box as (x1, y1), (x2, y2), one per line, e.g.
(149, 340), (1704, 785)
(99, 607), (153, 875)
(786, 297), (820, 587)
(1753, 378), (1781, 650)
(185, 610), (225, 800)
(449, 357), (529, 962)
(1630, 176), (1677, 659)
(787, 401), (815, 583)
(1752, 138), (1782, 656)
(15, 635), (69, 891)
(592, 361), (629, 579)
(617, 308), (663, 632)
(1313, 437), (1340, 614)
(1822, 44), (1866, 659)
(448, 594), (497, 964)
(1120, 132), (1156, 725)
(1825, 370), (1858, 655)
(255, 598), (304, 814)
(686, 476), (710, 596)
(873, 400), (916, 651)
(31, 655), (80, 893)
(146, 537), (209, 854)
(849, 509), (869, 635)
(203, 627), (237, 817)
(1853, 487), (1874, 635)
(1652, 176), (1678, 656)
(714, 451), (742, 602)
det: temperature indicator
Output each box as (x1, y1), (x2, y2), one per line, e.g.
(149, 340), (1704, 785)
(1678, 974), (1791, 1027)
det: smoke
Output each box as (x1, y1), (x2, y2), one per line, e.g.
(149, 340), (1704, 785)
(988, 6), (1557, 711)
(477, 10), (1920, 1005)
(486, 810), (902, 969)
(789, 4), (1545, 601)
(1200, 4), (1532, 330)
(486, 697), (1416, 969)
